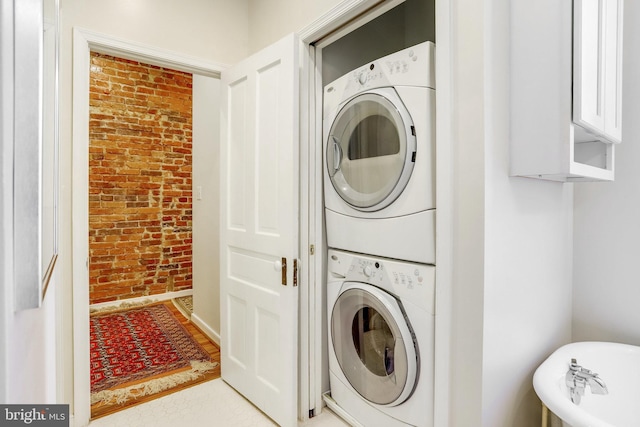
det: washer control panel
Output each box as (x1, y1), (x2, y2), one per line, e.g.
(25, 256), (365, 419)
(328, 249), (435, 313)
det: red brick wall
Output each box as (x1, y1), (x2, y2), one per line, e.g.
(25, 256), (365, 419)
(88, 53), (193, 304)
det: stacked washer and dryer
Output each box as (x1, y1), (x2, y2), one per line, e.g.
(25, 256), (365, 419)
(323, 42), (437, 427)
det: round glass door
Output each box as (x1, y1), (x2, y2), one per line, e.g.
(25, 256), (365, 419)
(331, 283), (418, 406)
(326, 88), (416, 211)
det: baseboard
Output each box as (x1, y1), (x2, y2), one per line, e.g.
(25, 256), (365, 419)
(191, 312), (220, 346)
(89, 289), (193, 311)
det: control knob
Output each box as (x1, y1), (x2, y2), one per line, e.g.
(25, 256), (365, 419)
(363, 265), (373, 277)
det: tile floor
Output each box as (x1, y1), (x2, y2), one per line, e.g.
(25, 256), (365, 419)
(89, 378), (349, 427)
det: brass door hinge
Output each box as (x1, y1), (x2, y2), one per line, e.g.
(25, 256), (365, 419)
(293, 259), (299, 287)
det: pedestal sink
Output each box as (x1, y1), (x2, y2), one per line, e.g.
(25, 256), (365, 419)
(533, 341), (640, 427)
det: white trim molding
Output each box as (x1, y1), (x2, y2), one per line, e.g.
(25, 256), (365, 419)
(88, 289), (193, 311)
(71, 27), (91, 427)
(433, 0), (454, 426)
(298, 0), (383, 43)
(73, 28), (227, 77)
(191, 313), (220, 346)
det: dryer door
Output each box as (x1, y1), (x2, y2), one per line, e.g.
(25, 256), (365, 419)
(331, 282), (418, 406)
(326, 88), (417, 211)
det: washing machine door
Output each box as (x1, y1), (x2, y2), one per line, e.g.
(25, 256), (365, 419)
(331, 282), (418, 406)
(326, 87), (417, 211)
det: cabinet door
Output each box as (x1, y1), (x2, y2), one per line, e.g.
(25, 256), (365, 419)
(573, 0), (623, 143)
(602, 0), (623, 142)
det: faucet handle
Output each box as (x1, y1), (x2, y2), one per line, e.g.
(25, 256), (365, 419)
(570, 359), (598, 377)
(569, 358), (580, 371)
(566, 359), (580, 386)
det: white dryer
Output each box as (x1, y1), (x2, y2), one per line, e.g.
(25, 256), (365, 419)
(323, 42), (436, 264)
(327, 249), (435, 427)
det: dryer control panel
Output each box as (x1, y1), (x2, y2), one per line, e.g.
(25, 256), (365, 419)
(322, 41), (436, 119)
(328, 248), (435, 314)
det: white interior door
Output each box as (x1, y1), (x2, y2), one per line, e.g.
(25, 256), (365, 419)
(220, 33), (300, 427)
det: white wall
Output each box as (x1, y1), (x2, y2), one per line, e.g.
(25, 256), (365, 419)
(1, 0), (13, 404)
(1, 0), (59, 405)
(192, 75), (221, 341)
(573, 2), (640, 345)
(483, 1), (574, 425)
(247, 0), (343, 53)
(5, 285), (60, 404)
(58, 0), (250, 412)
(451, 1), (574, 426)
(60, 0), (249, 64)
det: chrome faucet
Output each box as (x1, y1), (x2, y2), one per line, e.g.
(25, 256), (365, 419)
(565, 358), (608, 404)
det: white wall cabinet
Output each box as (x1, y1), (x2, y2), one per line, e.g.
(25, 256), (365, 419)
(511, 0), (624, 182)
(574, 0), (624, 144)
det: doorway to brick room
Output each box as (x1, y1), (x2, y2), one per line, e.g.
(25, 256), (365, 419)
(87, 52), (220, 417)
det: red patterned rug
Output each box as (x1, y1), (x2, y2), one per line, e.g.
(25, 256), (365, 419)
(90, 303), (212, 394)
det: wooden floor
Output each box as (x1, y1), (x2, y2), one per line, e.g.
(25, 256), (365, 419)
(91, 300), (221, 420)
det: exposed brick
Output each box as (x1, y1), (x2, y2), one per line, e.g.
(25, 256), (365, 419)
(89, 52), (192, 304)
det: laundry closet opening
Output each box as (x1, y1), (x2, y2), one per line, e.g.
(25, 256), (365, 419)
(315, 0), (437, 425)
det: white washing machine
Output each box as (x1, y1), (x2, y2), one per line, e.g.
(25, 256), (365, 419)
(327, 248), (435, 427)
(323, 42), (436, 264)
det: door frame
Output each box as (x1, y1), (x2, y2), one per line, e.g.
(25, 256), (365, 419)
(298, 0), (453, 424)
(298, 3), (408, 417)
(70, 28), (225, 426)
